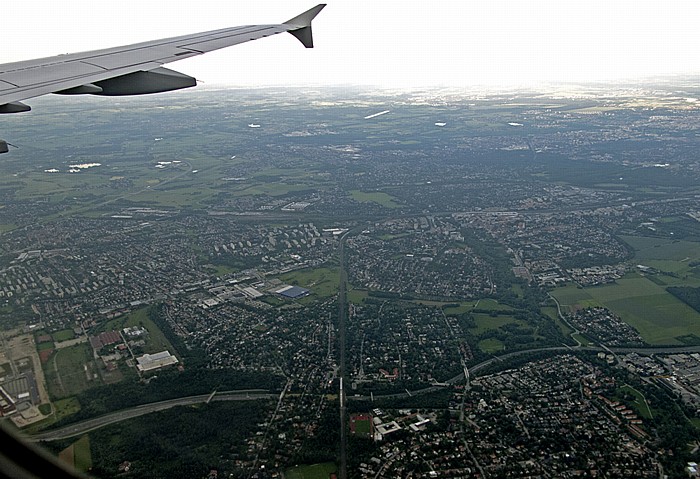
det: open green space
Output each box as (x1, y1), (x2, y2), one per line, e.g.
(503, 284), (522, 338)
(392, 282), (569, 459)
(551, 274), (700, 345)
(231, 182), (314, 198)
(280, 267), (340, 300)
(52, 329), (76, 342)
(442, 302), (476, 315)
(44, 344), (96, 398)
(617, 384), (653, 420)
(350, 190), (401, 208)
(284, 462), (337, 479)
(549, 285), (599, 309)
(36, 342), (54, 352)
(471, 313), (523, 334)
(473, 298), (515, 311)
(541, 306), (574, 336)
(54, 397), (81, 421)
(95, 306), (174, 355)
(348, 288), (369, 304)
(379, 232), (413, 240)
(620, 235), (700, 262)
(68, 435), (93, 473)
(442, 299), (513, 316)
(478, 338), (505, 353)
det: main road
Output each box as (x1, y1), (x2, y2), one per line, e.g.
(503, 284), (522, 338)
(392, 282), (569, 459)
(29, 390), (273, 442)
(348, 344), (700, 403)
(337, 230), (351, 479)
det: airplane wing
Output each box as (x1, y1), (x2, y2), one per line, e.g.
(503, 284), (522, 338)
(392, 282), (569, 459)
(0, 4), (325, 116)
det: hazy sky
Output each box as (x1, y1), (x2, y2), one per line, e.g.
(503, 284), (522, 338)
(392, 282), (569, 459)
(3, 0), (700, 88)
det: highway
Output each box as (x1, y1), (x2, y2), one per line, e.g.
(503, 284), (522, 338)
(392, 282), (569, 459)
(337, 230), (350, 479)
(29, 390), (273, 442)
(349, 344), (700, 403)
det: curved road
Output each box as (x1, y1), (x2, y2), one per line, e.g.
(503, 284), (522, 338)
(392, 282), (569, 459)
(349, 344), (700, 402)
(30, 390), (273, 442)
(26, 346), (700, 442)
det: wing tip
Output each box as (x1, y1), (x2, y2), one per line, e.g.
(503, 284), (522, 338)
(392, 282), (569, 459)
(284, 4), (326, 48)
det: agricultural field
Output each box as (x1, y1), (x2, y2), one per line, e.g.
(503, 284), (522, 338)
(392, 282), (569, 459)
(551, 274), (700, 345)
(58, 435), (92, 474)
(620, 234), (700, 269)
(548, 235), (700, 344)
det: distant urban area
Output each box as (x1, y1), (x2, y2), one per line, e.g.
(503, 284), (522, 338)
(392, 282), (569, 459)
(1, 83), (700, 478)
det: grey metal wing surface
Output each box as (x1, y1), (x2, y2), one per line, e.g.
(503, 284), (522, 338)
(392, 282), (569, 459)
(0, 4), (325, 111)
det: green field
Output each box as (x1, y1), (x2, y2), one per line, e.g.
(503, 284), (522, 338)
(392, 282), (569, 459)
(618, 384), (653, 420)
(96, 306), (174, 355)
(473, 299), (515, 311)
(620, 235), (700, 263)
(348, 288), (369, 304)
(350, 190), (401, 208)
(285, 462), (337, 479)
(471, 313), (520, 334)
(52, 329), (76, 342)
(64, 435), (93, 473)
(280, 267), (340, 300)
(442, 299), (512, 316)
(44, 344), (96, 398)
(478, 338), (505, 353)
(550, 235), (700, 344)
(551, 274), (700, 345)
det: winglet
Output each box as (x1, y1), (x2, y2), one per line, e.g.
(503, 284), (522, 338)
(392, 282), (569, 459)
(284, 4), (326, 48)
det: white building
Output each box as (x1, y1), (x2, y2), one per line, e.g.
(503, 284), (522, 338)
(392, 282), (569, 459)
(136, 351), (179, 372)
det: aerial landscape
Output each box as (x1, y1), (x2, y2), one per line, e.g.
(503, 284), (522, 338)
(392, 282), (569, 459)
(2, 80), (700, 478)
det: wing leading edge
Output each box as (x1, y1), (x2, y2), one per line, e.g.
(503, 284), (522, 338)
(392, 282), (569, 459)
(0, 4), (325, 112)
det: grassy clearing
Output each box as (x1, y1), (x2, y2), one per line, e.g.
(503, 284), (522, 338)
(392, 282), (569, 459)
(285, 462), (337, 479)
(280, 267), (340, 300)
(511, 284), (524, 298)
(443, 301), (476, 316)
(474, 299), (515, 311)
(549, 285), (599, 309)
(350, 190), (401, 208)
(572, 333), (592, 346)
(478, 338), (505, 353)
(620, 235), (700, 262)
(348, 288), (368, 304)
(618, 384), (653, 420)
(73, 435), (93, 472)
(54, 397), (81, 420)
(471, 313), (523, 335)
(52, 329), (76, 342)
(45, 344), (95, 398)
